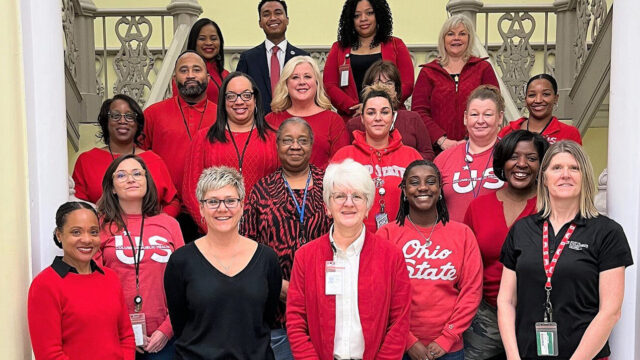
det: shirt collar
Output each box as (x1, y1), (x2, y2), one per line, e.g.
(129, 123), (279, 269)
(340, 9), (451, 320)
(176, 95), (208, 112)
(265, 39), (288, 54)
(329, 224), (366, 257)
(51, 256), (104, 278)
(535, 211), (588, 226)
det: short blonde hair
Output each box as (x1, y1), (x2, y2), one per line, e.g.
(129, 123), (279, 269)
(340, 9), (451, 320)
(270, 56), (332, 112)
(196, 166), (245, 202)
(437, 14), (476, 66)
(323, 159), (375, 211)
(537, 141), (599, 219)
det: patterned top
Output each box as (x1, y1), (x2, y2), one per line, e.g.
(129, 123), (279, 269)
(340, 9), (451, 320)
(241, 165), (332, 328)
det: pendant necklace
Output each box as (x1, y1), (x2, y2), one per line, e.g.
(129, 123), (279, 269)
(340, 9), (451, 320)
(407, 214), (439, 247)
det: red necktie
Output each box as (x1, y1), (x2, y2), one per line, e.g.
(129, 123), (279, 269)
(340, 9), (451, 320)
(270, 46), (280, 95)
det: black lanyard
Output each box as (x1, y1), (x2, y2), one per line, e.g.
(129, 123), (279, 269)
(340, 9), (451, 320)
(122, 216), (145, 293)
(227, 122), (255, 174)
(177, 97), (208, 141)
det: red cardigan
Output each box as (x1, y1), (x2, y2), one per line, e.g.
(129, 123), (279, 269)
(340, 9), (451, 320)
(412, 57), (498, 144)
(323, 37), (414, 120)
(286, 231), (411, 360)
(498, 116), (582, 145)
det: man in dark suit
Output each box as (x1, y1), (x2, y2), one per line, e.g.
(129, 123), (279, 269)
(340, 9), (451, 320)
(236, 0), (309, 113)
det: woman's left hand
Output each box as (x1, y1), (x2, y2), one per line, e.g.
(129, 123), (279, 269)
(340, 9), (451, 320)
(144, 330), (169, 353)
(425, 341), (446, 359)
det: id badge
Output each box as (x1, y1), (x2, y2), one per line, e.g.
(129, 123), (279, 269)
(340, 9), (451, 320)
(339, 64), (349, 87)
(129, 313), (148, 347)
(325, 261), (345, 295)
(535, 322), (559, 356)
(375, 212), (389, 229)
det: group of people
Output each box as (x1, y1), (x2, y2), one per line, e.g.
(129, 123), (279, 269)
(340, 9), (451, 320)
(27, 0), (632, 360)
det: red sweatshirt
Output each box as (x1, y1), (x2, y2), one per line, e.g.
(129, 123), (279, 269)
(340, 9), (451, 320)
(183, 127), (280, 233)
(331, 130), (422, 232)
(377, 221), (482, 353)
(323, 37), (414, 121)
(434, 142), (504, 222)
(171, 61), (229, 104)
(266, 109), (350, 169)
(286, 231), (411, 360)
(96, 213), (184, 339)
(72, 148), (180, 217)
(142, 96), (217, 199)
(498, 116), (582, 145)
(464, 193), (537, 306)
(28, 259), (135, 360)
(412, 57), (498, 143)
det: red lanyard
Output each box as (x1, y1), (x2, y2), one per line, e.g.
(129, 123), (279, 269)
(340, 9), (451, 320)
(542, 221), (576, 289)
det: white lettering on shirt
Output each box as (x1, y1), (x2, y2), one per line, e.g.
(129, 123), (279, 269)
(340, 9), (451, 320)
(114, 234), (173, 264)
(363, 164), (407, 178)
(452, 167), (504, 194)
(402, 240), (457, 281)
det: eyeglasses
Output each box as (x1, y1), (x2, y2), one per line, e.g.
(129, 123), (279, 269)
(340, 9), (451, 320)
(375, 80), (395, 87)
(108, 112), (137, 122)
(225, 91), (254, 102)
(199, 198), (241, 210)
(113, 169), (145, 183)
(279, 137), (311, 147)
(331, 192), (366, 205)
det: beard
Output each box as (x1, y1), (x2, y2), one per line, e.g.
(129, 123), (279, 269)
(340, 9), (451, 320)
(177, 79), (208, 99)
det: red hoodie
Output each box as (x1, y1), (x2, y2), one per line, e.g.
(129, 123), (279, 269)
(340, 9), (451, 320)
(498, 116), (582, 145)
(331, 130), (422, 232)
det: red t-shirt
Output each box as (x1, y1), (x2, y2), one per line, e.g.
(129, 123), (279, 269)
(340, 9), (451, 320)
(434, 143), (505, 222)
(143, 97), (217, 199)
(96, 213), (184, 338)
(183, 127), (280, 232)
(72, 148), (180, 217)
(331, 130), (422, 232)
(464, 192), (537, 306)
(266, 109), (350, 169)
(377, 221), (482, 353)
(498, 116), (582, 145)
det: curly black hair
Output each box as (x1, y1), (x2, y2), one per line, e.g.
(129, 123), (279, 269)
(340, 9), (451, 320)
(96, 94), (145, 147)
(337, 0), (393, 49)
(187, 18), (225, 77)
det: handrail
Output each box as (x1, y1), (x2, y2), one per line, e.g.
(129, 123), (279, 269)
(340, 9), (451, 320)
(478, 4), (556, 13)
(144, 23), (190, 109)
(94, 8), (170, 17)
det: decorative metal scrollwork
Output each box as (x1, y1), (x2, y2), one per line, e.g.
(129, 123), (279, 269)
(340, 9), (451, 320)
(95, 54), (105, 98)
(575, 0), (608, 79)
(62, 0), (79, 82)
(310, 51), (329, 73)
(495, 12), (536, 110)
(112, 16), (155, 105)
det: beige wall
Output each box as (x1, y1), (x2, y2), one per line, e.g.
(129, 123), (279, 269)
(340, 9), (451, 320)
(0, 1), (33, 359)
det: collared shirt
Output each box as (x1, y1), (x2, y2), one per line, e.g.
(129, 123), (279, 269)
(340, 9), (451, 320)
(330, 224), (366, 360)
(51, 256), (104, 278)
(265, 39), (288, 73)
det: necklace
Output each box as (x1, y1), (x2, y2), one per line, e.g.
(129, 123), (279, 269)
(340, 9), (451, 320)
(407, 214), (438, 247)
(205, 241), (237, 275)
(526, 118), (552, 134)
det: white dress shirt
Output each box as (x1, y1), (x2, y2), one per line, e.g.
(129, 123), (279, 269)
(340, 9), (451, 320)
(330, 225), (366, 360)
(265, 39), (287, 73)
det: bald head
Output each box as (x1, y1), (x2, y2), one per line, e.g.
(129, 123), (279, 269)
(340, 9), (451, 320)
(174, 51), (207, 74)
(174, 51), (209, 102)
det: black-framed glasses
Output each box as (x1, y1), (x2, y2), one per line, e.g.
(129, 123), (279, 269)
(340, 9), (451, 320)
(225, 91), (254, 102)
(199, 198), (241, 210)
(113, 169), (145, 183)
(279, 137), (311, 147)
(108, 112), (137, 122)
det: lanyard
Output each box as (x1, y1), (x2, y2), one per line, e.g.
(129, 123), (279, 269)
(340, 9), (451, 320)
(177, 97), (208, 141)
(464, 141), (496, 199)
(281, 169), (312, 224)
(227, 122), (255, 174)
(122, 216), (145, 293)
(541, 220), (576, 321)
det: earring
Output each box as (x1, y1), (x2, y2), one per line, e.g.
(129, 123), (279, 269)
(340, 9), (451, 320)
(200, 216), (205, 225)
(439, 194), (443, 200)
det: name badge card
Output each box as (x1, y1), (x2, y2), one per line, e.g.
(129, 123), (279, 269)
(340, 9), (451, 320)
(535, 322), (559, 357)
(129, 313), (148, 347)
(339, 65), (350, 87)
(325, 261), (345, 295)
(375, 212), (389, 229)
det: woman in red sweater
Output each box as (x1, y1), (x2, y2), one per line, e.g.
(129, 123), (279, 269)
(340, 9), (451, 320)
(286, 158), (411, 359)
(171, 18), (229, 103)
(332, 87), (422, 232)
(462, 130), (548, 359)
(377, 160), (482, 360)
(183, 72), (280, 234)
(96, 154), (184, 359)
(72, 94), (179, 217)
(266, 55), (350, 169)
(28, 202), (135, 360)
(412, 14), (499, 151)
(324, 0), (414, 121)
(499, 74), (582, 145)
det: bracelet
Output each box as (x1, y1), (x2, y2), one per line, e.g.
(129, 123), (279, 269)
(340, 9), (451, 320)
(437, 136), (447, 147)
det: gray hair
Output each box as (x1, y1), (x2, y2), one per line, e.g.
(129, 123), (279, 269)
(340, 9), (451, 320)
(323, 158), (375, 211)
(276, 117), (315, 144)
(196, 166), (245, 201)
(437, 14), (476, 66)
